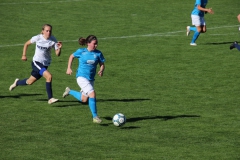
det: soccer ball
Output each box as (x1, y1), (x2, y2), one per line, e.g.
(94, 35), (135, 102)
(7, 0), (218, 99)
(112, 113), (126, 127)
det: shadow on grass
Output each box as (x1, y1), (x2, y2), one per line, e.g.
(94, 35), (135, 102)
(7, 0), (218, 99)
(35, 99), (88, 107)
(0, 93), (43, 98)
(204, 41), (233, 45)
(49, 98), (150, 107)
(104, 115), (200, 122)
(97, 98), (151, 102)
(101, 115), (200, 129)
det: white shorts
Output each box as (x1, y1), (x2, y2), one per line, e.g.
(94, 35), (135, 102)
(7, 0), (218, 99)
(77, 77), (94, 96)
(191, 15), (206, 26)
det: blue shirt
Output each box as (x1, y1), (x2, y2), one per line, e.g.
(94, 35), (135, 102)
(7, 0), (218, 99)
(191, 0), (208, 17)
(73, 48), (105, 81)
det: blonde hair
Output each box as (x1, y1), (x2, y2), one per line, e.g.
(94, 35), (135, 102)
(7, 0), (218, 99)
(41, 24), (52, 34)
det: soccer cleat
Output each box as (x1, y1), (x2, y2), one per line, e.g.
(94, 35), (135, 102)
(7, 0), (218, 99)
(190, 43), (197, 46)
(186, 26), (190, 36)
(230, 41), (237, 50)
(93, 116), (102, 124)
(9, 78), (19, 91)
(62, 87), (70, 98)
(48, 98), (59, 104)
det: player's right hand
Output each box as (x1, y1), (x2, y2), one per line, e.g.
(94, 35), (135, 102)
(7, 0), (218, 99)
(66, 68), (72, 75)
(21, 55), (27, 61)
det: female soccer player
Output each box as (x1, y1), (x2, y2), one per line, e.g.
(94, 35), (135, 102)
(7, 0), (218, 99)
(9, 24), (62, 104)
(230, 42), (240, 51)
(186, 0), (214, 46)
(62, 35), (105, 124)
(238, 14), (240, 31)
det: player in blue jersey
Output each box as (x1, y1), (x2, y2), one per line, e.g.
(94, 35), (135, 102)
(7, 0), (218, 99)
(62, 35), (105, 124)
(9, 24), (62, 104)
(186, 0), (214, 46)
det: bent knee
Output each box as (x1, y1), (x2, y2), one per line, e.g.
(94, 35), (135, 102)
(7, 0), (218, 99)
(45, 74), (52, 82)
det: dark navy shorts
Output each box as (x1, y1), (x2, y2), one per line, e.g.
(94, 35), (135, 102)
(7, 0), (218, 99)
(31, 61), (48, 80)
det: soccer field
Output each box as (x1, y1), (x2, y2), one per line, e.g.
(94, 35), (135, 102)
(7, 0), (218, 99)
(0, 0), (240, 159)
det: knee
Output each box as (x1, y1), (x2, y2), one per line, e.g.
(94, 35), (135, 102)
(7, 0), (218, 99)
(45, 74), (52, 82)
(27, 79), (35, 85)
(201, 30), (207, 33)
(82, 98), (88, 103)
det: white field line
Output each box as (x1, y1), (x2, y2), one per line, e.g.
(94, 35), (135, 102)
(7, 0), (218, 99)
(0, 25), (239, 48)
(0, 0), (84, 5)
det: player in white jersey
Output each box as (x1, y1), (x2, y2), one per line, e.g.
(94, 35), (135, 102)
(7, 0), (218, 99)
(62, 35), (105, 124)
(9, 24), (62, 104)
(238, 14), (240, 31)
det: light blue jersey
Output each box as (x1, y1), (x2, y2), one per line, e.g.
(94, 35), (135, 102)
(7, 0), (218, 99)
(73, 48), (105, 81)
(191, 0), (208, 17)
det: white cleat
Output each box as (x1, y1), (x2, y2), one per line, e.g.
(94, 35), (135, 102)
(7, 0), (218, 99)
(93, 116), (102, 124)
(9, 78), (19, 91)
(48, 98), (59, 104)
(186, 26), (190, 36)
(190, 43), (197, 46)
(62, 87), (70, 98)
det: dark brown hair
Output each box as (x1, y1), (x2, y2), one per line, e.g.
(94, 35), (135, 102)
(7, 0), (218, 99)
(78, 35), (98, 46)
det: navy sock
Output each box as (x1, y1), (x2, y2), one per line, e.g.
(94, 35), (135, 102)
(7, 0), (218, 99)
(16, 78), (28, 85)
(46, 82), (52, 100)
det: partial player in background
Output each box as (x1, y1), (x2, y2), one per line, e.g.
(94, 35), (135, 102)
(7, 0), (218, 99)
(229, 14), (240, 50)
(62, 35), (105, 124)
(9, 24), (62, 104)
(186, 0), (214, 46)
(238, 14), (240, 31)
(230, 42), (240, 51)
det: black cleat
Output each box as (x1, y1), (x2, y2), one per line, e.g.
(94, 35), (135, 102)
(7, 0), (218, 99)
(230, 41), (238, 50)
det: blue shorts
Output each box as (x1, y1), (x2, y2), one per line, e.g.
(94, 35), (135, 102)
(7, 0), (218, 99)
(31, 61), (48, 80)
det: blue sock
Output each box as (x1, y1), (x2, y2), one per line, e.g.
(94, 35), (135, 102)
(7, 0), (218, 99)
(191, 31), (200, 43)
(46, 82), (52, 100)
(16, 78), (28, 85)
(69, 90), (82, 102)
(88, 98), (97, 118)
(234, 43), (240, 51)
(190, 26), (197, 32)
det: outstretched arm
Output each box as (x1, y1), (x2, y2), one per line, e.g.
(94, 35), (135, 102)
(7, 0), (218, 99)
(22, 40), (31, 61)
(197, 5), (214, 14)
(66, 54), (74, 75)
(237, 14), (240, 23)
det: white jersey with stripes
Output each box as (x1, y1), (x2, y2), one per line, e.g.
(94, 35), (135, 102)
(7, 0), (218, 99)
(31, 34), (58, 66)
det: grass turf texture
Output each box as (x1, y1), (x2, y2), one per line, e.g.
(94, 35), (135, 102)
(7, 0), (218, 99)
(0, 0), (240, 159)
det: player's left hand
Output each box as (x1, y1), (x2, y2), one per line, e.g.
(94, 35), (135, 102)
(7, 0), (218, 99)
(57, 41), (62, 48)
(98, 70), (103, 77)
(208, 8), (214, 14)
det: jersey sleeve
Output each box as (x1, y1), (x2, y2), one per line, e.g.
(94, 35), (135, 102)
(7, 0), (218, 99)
(30, 35), (40, 44)
(196, 0), (201, 5)
(98, 52), (105, 63)
(73, 48), (83, 58)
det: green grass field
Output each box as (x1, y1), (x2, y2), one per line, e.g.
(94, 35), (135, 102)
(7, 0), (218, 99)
(0, 0), (240, 159)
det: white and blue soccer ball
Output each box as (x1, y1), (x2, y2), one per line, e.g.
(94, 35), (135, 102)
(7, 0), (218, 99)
(112, 113), (126, 127)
